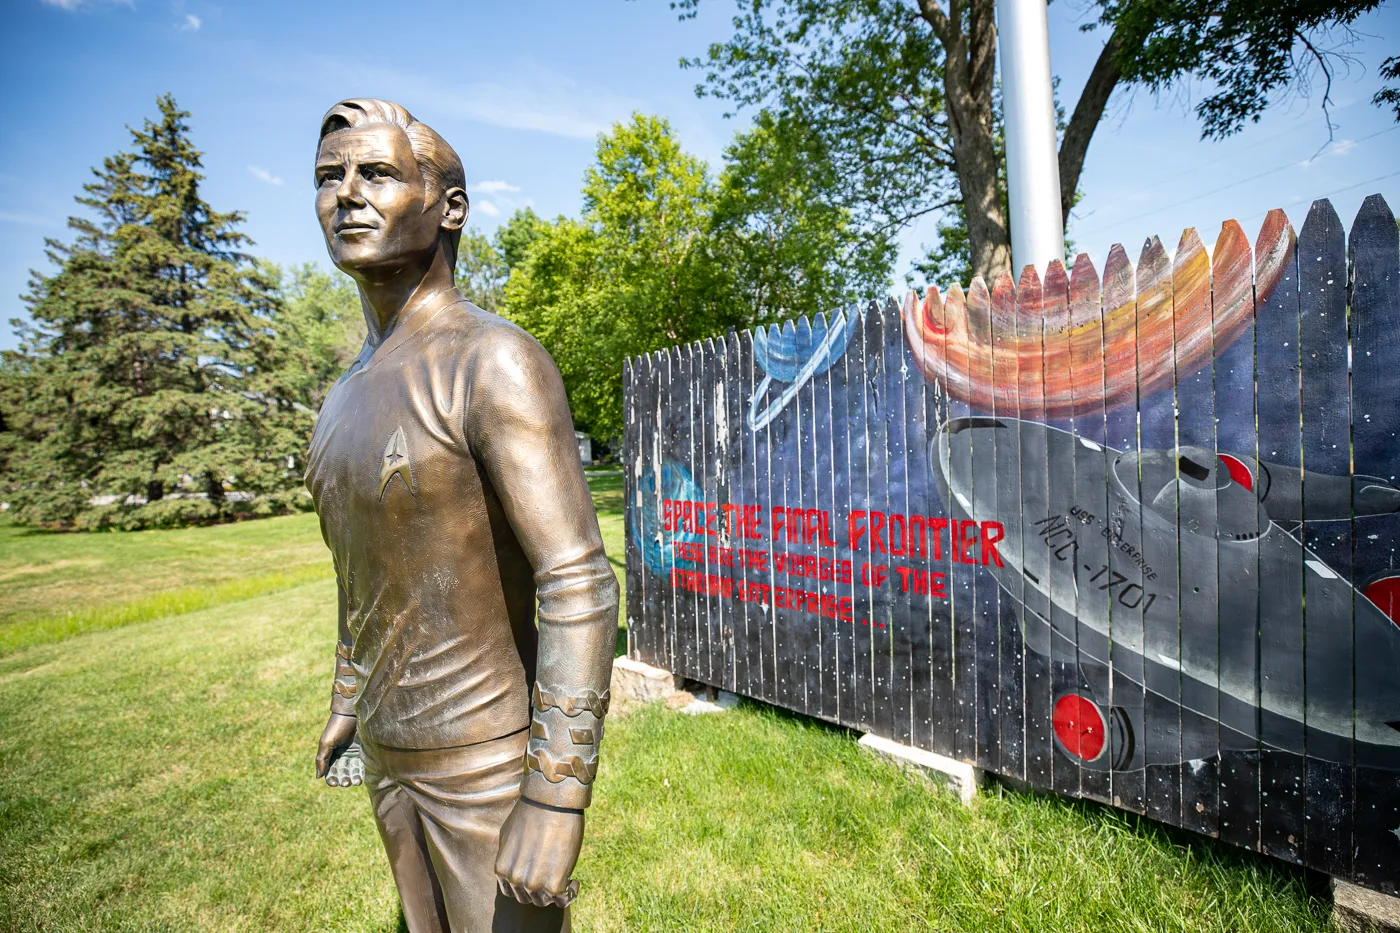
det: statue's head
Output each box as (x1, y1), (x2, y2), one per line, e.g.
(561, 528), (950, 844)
(314, 98), (467, 280)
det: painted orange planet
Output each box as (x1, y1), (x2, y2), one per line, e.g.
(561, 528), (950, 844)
(903, 211), (1294, 417)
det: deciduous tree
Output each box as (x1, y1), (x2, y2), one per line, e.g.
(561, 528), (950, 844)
(269, 263), (364, 410)
(676, 0), (1389, 280)
(506, 115), (731, 441)
(506, 113), (898, 440)
(710, 110), (894, 321)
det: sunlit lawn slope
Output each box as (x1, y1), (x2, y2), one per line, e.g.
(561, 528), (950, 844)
(0, 472), (1330, 931)
(0, 472), (627, 656)
(0, 511), (331, 654)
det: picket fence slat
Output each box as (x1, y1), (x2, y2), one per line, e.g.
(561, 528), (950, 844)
(1297, 199), (1354, 879)
(802, 316), (824, 717)
(878, 302), (910, 744)
(899, 296), (934, 750)
(811, 313), (840, 723)
(1042, 260), (1082, 802)
(738, 331), (765, 700)
(1174, 228), (1220, 838)
(1010, 269), (1052, 788)
(1068, 253), (1112, 805)
(917, 288), (957, 760)
(942, 284), (976, 762)
(986, 276), (1024, 782)
(1349, 194), (1400, 890)
(1212, 219), (1262, 853)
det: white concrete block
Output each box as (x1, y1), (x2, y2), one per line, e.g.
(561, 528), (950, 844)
(858, 733), (984, 805)
(1333, 878), (1400, 933)
(611, 656), (683, 705)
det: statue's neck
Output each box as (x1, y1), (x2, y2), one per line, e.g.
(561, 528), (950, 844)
(358, 250), (457, 346)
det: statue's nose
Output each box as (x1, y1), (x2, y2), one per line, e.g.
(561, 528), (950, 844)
(336, 173), (366, 209)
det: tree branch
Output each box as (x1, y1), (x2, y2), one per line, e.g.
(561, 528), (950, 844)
(873, 197), (964, 236)
(1058, 32), (1124, 224)
(1295, 30), (1338, 146)
(914, 0), (952, 47)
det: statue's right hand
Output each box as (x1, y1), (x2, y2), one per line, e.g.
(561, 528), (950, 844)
(315, 712), (359, 780)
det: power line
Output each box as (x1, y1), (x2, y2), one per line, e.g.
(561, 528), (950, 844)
(1235, 170), (1400, 229)
(1073, 124), (1399, 239)
(1142, 98), (1368, 191)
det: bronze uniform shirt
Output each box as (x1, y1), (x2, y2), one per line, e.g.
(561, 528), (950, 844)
(305, 297), (617, 760)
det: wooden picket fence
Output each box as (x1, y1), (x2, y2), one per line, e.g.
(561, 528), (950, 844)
(622, 195), (1400, 893)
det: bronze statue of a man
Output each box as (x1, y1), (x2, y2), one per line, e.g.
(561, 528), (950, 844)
(304, 98), (618, 933)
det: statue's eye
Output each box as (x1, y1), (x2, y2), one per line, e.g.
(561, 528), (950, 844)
(318, 169), (343, 187)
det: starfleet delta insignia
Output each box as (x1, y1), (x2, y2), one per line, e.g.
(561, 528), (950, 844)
(379, 425), (415, 501)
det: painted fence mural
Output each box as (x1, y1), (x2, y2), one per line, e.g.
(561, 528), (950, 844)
(621, 195), (1400, 892)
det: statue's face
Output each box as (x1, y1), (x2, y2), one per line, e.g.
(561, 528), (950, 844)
(315, 123), (442, 277)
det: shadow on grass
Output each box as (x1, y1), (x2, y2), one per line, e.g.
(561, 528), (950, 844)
(0, 514), (65, 537)
(585, 473), (624, 513)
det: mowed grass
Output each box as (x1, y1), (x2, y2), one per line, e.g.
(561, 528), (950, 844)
(0, 470), (628, 656)
(587, 470), (628, 630)
(0, 471), (1332, 931)
(0, 511), (332, 653)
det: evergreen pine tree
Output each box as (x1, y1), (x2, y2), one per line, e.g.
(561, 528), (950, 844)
(3, 95), (314, 530)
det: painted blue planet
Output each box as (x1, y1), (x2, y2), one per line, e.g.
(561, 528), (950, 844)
(632, 461), (705, 576)
(747, 306), (862, 431)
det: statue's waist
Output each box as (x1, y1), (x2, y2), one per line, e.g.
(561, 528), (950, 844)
(353, 670), (531, 751)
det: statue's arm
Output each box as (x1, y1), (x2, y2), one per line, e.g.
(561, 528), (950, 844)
(330, 581), (357, 718)
(469, 331), (619, 812)
(315, 580), (362, 785)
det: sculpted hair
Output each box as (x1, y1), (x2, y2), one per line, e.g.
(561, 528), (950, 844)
(318, 98), (467, 259)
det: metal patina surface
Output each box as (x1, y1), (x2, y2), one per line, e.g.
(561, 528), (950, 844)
(305, 98), (617, 933)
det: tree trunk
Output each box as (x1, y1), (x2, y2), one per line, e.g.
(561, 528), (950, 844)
(918, 1), (1136, 278)
(954, 132), (1012, 280)
(918, 0), (1013, 282)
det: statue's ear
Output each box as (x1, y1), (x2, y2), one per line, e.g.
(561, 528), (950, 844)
(441, 186), (468, 233)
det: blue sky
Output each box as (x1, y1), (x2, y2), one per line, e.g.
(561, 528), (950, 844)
(2, 0), (1396, 351)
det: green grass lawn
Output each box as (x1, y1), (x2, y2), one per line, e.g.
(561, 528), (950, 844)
(0, 472), (628, 657)
(0, 511), (333, 655)
(0, 475), (1332, 932)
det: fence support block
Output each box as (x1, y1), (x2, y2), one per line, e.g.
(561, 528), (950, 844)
(1333, 878), (1400, 932)
(858, 733), (984, 805)
(611, 656), (683, 705)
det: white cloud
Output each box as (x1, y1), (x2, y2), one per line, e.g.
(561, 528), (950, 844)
(1299, 137), (1360, 168)
(42, 0), (134, 9)
(0, 211), (57, 226)
(283, 61), (640, 140)
(475, 200), (501, 217)
(444, 80), (634, 139)
(181, 14), (201, 31)
(467, 180), (520, 194)
(247, 165), (283, 186)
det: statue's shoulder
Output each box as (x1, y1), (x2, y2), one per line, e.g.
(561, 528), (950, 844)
(441, 301), (554, 378)
(431, 299), (519, 342)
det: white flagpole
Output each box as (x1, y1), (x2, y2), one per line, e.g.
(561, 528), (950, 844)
(996, 0), (1064, 276)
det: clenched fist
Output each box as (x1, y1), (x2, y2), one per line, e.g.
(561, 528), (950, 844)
(494, 797), (584, 908)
